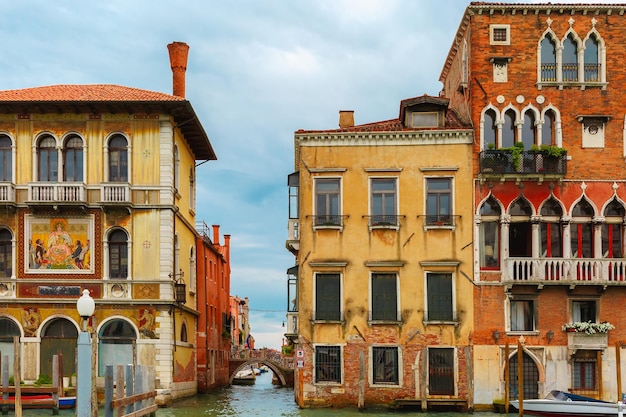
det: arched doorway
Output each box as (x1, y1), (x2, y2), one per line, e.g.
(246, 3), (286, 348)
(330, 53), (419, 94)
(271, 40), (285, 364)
(508, 350), (539, 400)
(0, 317), (20, 373)
(40, 318), (78, 378)
(98, 319), (137, 375)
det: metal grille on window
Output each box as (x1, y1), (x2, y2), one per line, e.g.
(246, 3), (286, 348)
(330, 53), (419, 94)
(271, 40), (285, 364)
(373, 347), (398, 384)
(315, 346), (341, 383)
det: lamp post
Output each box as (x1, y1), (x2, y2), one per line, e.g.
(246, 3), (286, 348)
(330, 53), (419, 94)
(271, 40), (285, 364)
(76, 289), (95, 417)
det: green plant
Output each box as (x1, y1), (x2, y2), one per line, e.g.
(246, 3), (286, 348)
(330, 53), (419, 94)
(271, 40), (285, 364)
(539, 144), (567, 158)
(501, 142), (524, 170)
(8, 375), (13, 386)
(34, 374), (52, 386)
(487, 142), (495, 150)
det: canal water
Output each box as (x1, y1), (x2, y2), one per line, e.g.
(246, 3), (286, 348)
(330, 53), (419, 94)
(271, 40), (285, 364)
(158, 372), (508, 417)
(20, 371), (510, 416)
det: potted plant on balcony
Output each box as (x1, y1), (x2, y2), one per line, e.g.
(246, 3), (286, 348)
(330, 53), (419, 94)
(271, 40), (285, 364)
(561, 321), (614, 335)
(532, 144), (567, 173)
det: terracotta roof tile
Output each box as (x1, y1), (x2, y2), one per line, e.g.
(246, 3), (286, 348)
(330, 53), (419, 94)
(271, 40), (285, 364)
(0, 84), (184, 102)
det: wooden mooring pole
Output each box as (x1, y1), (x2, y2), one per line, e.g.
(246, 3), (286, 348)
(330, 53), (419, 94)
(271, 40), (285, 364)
(13, 336), (21, 417)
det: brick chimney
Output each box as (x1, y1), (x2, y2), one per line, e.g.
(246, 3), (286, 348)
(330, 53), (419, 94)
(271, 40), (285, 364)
(167, 42), (189, 98)
(339, 110), (354, 128)
(212, 224), (220, 246)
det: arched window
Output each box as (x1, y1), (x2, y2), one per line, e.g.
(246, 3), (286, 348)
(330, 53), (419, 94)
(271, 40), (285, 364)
(542, 110), (556, 146)
(562, 34), (579, 82)
(180, 322), (188, 342)
(603, 199), (624, 258)
(0, 229), (12, 278)
(38, 135), (58, 181)
(522, 111), (536, 150)
(584, 34), (600, 82)
(98, 319), (137, 375)
(174, 145), (180, 191)
(540, 198), (563, 257)
(509, 198), (533, 257)
(540, 36), (557, 82)
(108, 229), (128, 279)
(0, 135), (12, 182)
(108, 135), (128, 182)
(571, 198), (594, 259)
(41, 318), (78, 377)
(63, 135), (83, 182)
(480, 197), (501, 269)
(484, 109), (497, 149)
(0, 318), (19, 373)
(502, 109), (516, 148)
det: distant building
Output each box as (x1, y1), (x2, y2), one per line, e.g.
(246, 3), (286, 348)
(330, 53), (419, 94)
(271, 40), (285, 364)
(230, 296), (250, 352)
(196, 222), (231, 392)
(286, 99), (474, 409)
(0, 41), (216, 404)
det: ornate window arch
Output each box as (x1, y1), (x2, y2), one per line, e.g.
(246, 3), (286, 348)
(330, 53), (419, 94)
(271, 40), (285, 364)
(481, 105), (500, 150)
(105, 133), (129, 182)
(62, 133), (84, 182)
(36, 134), (59, 182)
(0, 134), (14, 183)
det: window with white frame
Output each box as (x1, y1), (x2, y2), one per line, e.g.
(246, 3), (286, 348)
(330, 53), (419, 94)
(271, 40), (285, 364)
(571, 299), (597, 323)
(370, 273), (398, 321)
(37, 135), (58, 182)
(0, 229), (12, 278)
(602, 199), (625, 259)
(314, 273), (341, 321)
(314, 178), (341, 226)
(490, 24), (510, 45)
(538, 27), (606, 88)
(372, 346), (399, 385)
(0, 135), (12, 183)
(107, 135), (128, 182)
(426, 272), (454, 322)
(315, 345), (341, 383)
(509, 299), (535, 332)
(370, 178), (397, 226)
(426, 177), (452, 226)
(480, 196), (501, 269)
(108, 229), (128, 279)
(63, 135), (83, 182)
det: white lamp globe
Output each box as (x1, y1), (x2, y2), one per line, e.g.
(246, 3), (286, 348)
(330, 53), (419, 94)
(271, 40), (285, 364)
(76, 289), (95, 319)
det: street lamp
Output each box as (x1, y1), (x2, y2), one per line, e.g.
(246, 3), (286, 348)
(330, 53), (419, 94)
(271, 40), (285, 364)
(76, 289), (95, 417)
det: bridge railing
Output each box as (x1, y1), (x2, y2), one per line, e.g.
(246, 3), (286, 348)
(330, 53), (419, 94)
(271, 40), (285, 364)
(230, 348), (294, 369)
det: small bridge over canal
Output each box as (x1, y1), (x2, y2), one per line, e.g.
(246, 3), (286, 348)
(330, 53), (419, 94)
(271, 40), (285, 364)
(229, 349), (294, 387)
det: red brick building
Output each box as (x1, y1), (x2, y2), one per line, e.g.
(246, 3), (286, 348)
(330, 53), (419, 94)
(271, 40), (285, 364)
(196, 223), (231, 392)
(440, 2), (626, 408)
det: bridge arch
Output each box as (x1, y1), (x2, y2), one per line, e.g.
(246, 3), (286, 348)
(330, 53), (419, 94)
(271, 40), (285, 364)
(229, 358), (292, 386)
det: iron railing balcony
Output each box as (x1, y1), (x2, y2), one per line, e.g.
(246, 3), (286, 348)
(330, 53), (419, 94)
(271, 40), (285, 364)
(311, 214), (348, 228)
(311, 310), (344, 322)
(503, 257), (626, 287)
(479, 150), (567, 177)
(368, 310), (401, 322)
(365, 214), (403, 228)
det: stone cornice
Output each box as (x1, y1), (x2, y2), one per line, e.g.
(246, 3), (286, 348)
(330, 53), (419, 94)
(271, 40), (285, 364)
(295, 130), (473, 147)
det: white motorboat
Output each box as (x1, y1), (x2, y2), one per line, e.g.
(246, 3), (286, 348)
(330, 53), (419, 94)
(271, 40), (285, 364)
(510, 390), (621, 416)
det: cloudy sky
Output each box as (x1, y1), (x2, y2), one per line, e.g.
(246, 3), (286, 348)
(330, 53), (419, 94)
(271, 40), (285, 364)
(0, 0), (613, 349)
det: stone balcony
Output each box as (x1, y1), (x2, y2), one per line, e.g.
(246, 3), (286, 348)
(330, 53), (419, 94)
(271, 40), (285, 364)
(502, 257), (626, 289)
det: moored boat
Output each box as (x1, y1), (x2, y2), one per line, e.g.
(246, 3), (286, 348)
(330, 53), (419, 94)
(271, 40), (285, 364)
(510, 390), (621, 416)
(232, 368), (256, 386)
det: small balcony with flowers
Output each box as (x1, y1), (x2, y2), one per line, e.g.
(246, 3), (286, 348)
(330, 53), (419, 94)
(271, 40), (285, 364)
(562, 321), (614, 352)
(479, 143), (567, 183)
